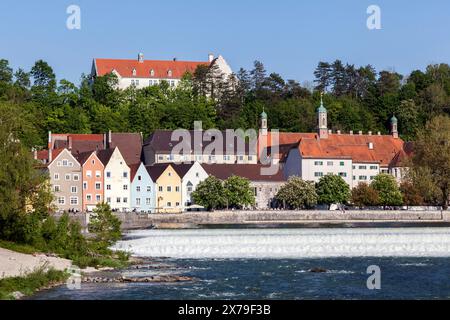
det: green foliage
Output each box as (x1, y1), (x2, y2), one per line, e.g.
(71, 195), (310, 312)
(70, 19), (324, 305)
(371, 174), (403, 207)
(223, 175), (255, 209)
(276, 177), (318, 209)
(316, 174), (351, 206)
(351, 182), (380, 207)
(0, 267), (68, 300)
(400, 181), (424, 206)
(88, 203), (122, 252)
(191, 176), (226, 210)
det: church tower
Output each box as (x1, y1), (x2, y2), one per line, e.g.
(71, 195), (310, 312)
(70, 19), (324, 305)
(391, 115), (398, 139)
(317, 94), (328, 139)
(260, 109), (268, 136)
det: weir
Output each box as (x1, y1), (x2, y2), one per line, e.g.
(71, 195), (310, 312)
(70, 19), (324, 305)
(113, 228), (450, 259)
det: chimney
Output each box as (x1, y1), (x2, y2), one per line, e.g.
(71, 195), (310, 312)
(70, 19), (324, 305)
(68, 136), (73, 150)
(337, 130), (341, 135)
(103, 133), (107, 149)
(359, 131), (363, 135)
(377, 131), (381, 136)
(349, 130), (353, 135)
(32, 148), (37, 160)
(108, 130), (112, 146)
(368, 131), (372, 136)
(208, 53), (214, 63)
(138, 52), (144, 63)
(48, 131), (52, 163)
(368, 142), (374, 150)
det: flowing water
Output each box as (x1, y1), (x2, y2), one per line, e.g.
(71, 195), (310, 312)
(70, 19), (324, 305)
(31, 228), (450, 299)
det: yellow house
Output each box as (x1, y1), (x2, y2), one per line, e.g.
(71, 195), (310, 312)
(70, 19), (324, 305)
(147, 164), (182, 213)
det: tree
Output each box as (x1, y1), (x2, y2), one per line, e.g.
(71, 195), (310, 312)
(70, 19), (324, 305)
(276, 177), (318, 209)
(316, 175), (351, 207)
(88, 203), (122, 251)
(351, 182), (380, 208)
(314, 62), (332, 92)
(0, 59), (13, 84)
(371, 174), (403, 207)
(413, 115), (450, 209)
(223, 175), (255, 209)
(400, 181), (424, 207)
(191, 176), (226, 211)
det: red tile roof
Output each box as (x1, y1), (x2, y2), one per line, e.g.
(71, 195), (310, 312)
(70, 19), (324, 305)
(94, 58), (209, 79)
(297, 134), (405, 166)
(109, 133), (143, 165)
(259, 132), (316, 162)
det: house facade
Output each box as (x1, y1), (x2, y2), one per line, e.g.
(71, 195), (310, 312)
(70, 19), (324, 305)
(130, 163), (155, 213)
(172, 162), (209, 209)
(100, 148), (131, 211)
(147, 164), (183, 213)
(75, 151), (105, 211)
(47, 149), (82, 212)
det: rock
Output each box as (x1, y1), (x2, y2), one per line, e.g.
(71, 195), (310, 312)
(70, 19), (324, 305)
(309, 267), (328, 273)
(11, 291), (25, 300)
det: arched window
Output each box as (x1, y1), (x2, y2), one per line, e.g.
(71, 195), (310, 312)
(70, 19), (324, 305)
(187, 181), (193, 192)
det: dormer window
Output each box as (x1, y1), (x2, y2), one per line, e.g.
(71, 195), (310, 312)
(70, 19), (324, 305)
(132, 68), (137, 76)
(150, 69), (155, 77)
(167, 69), (172, 77)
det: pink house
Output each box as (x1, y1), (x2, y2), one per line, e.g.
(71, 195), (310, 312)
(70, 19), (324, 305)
(75, 151), (105, 211)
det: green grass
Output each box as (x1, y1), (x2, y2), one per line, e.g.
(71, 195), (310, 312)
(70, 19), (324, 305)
(0, 240), (41, 255)
(0, 267), (69, 300)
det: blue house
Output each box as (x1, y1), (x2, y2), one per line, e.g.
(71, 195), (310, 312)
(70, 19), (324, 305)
(130, 163), (155, 213)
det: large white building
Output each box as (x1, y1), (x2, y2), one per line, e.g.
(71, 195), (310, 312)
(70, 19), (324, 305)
(260, 98), (409, 188)
(91, 53), (233, 90)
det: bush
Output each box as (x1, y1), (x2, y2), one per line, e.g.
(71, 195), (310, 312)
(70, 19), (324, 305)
(351, 182), (380, 207)
(371, 174), (403, 207)
(276, 177), (318, 209)
(316, 175), (351, 207)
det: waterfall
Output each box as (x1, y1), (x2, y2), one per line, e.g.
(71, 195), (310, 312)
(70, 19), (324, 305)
(113, 228), (450, 259)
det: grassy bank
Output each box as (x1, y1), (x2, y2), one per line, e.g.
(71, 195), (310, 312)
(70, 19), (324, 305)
(0, 267), (69, 300)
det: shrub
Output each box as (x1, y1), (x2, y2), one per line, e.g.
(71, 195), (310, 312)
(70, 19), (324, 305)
(276, 177), (318, 209)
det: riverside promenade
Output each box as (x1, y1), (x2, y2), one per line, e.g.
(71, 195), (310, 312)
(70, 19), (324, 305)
(64, 210), (450, 230)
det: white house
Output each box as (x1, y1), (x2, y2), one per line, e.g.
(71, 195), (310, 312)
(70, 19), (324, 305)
(179, 162), (209, 209)
(98, 147), (131, 211)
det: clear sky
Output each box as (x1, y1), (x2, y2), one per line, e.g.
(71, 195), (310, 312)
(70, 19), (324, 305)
(1, 0), (449, 85)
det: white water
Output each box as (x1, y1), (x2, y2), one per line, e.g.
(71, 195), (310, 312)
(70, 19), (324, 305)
(113, 228), (450, 259)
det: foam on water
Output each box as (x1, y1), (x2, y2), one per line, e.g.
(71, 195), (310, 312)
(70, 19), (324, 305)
(113, 228), (450, 259)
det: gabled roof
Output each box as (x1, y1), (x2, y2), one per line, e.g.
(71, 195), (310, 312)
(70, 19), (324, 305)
(129, 163), (142, 182)
(73, 151), (95, 166)
(145, 164), (173, 182)
(94, 58), (209, 79)
(144, 130), (256, 155)
(202, 164), (286, 182)
(48, 148), (78, 167)
(296, 134), (405, 166)
(171, 163), (195, 179)
(109, 133), (142, 166)
(259, 132), (316, 162)
(96, 148), (115, 166)
(52, 134), (104, 155)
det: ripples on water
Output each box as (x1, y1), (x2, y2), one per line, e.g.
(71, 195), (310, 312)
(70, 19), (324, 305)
(31, 228), (450, 300)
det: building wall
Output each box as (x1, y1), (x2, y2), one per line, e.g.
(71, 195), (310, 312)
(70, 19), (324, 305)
(284, 148), (302, 178)
(181, 162), (209, 209)
(155, 165), (182, 213)
(82, 153), (104, 211)
(131, 164), (155, 213)
(301, 158), (353, 186)
(153, 153), (257, 165)
(104, 149), (131, 211)
(117, 77), (180, 90)
(351, 162), (380, 188)
(252, 181), (285, 209)
(48, 149), (82, 212)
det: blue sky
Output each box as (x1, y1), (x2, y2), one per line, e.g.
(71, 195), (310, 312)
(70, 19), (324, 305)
(1, 0), (449, 85)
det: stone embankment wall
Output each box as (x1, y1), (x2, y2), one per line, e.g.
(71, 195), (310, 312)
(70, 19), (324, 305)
(59, 210), (450, 230)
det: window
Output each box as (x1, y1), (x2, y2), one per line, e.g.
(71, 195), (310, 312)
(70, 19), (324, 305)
(116, 197), (121, 203)
(196, 172), (199, 178)
(65, 174), (71, 181)
(248, 156), (253, 161)
(57, 197), (65, 205)
(314, 161), (323, 166)
(96, 195), (101, 202)
(339, 172), (347, 177)
(187, 182), (193, 192)
(62, 160), (68, 166)
(123, 185), (128, 190)
(223, 155), (230, 161)
(95, 183), (101, 190)
(54, 173), (60, 180)
(167, 186), (172, 192)
(158, 186), (163, 192)
(146, 186), (151, 192)
(353, 176), (356, 180)
(54, 185), (60, 192)
(359, 165), (367, 170)
(86, 170), (92, 178)
(238, 155), (244, 161)
(352, 165), (356, 169)
(138, 175), (142, 181)
(146, 198), (151, 205)
(86, 194), (92, 201)
(136, 198), (141, 206)
(57, 161), (62, 167)
(123, 197), (128, 203)
(71, 186), (77, 193)
(106, 197), (111, 203)
(158, 155), (164, 161)
(91, 159), (95, 165)
(83, 182), (87, 190)
(136, 79), (140, 86)
(359, 176), (367, 181)
(340, 161), (345, 166)
(69, 162), (74, 167)
(106, 184), (111, 190)
(314, 172), (324, 177)
(370, 166), (378, 170)
(123, 172), (128, 178)
(327, 161), (334, 166)
(175, 186), (180, 192)
(95, 171), (101, 178)
(106, 171), (111, 178)
(73, 174), (79, 181)
(370, 176), (376, 180)
(176, 202), (180, 206)
(136, 186), (141, 192)
(70, 197), (78, 205)
(167, 202), (172, 207)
